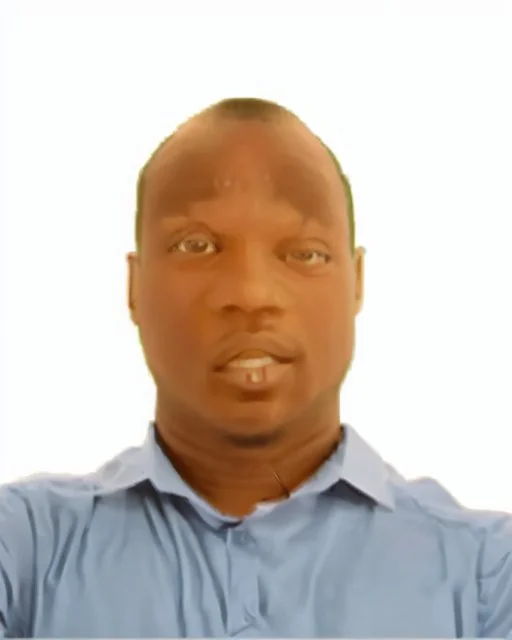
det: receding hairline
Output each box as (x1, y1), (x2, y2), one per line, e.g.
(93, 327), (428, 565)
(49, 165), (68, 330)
(135, 98), (356, 254)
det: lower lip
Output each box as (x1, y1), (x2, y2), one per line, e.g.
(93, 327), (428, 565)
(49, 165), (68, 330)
(214, 361), (292, 392)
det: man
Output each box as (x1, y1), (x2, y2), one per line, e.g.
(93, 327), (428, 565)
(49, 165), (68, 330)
(1, 97), (511, 638)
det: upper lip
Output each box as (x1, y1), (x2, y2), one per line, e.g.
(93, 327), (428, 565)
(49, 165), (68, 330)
(212, 334), (299, 370)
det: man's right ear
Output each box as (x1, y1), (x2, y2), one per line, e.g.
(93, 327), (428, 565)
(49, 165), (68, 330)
(126, 252), (140, 326)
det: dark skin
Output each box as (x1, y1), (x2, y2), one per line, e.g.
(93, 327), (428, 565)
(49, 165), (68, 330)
(127, 114), (365, 517)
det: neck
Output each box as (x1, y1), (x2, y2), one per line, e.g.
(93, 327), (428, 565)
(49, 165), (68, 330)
(154, 400), (342, 518)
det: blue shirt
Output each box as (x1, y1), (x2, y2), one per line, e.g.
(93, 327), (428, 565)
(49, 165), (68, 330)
(1, 423), (511, 638)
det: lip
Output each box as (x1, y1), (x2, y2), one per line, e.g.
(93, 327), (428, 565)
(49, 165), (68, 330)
(212, 333), (299, 371)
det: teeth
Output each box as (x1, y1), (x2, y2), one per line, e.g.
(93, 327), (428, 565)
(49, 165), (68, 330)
(227, 356), (275, 369)
(248, 369), (263, 384)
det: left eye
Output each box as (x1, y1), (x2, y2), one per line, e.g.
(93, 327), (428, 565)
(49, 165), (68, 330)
(286, 250), (331, 265)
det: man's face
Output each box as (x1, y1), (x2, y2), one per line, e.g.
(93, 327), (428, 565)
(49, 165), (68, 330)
(128, 116), (364, 440)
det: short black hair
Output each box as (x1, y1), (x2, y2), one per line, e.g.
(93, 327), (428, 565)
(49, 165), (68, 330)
(135, 98), (355, 254)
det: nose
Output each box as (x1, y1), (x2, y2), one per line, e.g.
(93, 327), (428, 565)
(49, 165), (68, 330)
(206, 247), (286, 317)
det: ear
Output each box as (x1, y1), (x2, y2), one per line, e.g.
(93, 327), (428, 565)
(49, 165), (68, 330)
(126, 251), (140, 326)
(353, 247), (365, 316)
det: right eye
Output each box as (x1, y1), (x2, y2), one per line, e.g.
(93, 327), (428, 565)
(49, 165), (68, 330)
(170, 236), (217, 255)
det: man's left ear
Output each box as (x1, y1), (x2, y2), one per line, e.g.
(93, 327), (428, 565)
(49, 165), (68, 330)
(354, 247), (365, 315)
(126, 251), (140, 325)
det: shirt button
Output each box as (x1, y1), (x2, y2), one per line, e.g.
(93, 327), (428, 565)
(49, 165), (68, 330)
(235, 530), (250, 545)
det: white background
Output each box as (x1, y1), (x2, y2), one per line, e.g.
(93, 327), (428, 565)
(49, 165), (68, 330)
(1, 0), (511, 511)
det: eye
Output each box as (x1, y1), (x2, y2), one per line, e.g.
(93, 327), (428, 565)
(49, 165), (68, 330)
(286, 249), (331, 266)
(171, 236), (217, 255)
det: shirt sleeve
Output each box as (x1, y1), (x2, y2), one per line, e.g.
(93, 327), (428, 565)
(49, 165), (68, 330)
(0, 486), (35, 638)
(477, 513), (512, 637)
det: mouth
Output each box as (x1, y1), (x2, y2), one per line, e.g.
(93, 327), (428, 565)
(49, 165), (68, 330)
(212, 340), (298, 390)
(214, 344), (296, 371)
(215, 355), (292, 389)
(220, 351), (281, 383)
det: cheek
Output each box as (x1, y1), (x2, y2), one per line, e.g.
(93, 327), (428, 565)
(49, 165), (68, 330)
(300, 301), (354, 371)
(137, 279), (205, 369)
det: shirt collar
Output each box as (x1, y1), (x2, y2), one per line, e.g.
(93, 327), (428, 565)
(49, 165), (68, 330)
(332, 425), (396, 509)
(93, 422), (395, 511)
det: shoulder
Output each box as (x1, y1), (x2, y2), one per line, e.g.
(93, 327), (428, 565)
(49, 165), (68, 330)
(390, 473), (512, 637)
(0, 445), (149, 636)
(0, 471), (92, 522)
(0, 440), (150, 557)
(0, 472), (102, 561)
(0, 442), (149, 538)
(0, 473), (98, 636)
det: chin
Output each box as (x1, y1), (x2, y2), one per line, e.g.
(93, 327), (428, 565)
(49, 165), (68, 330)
(206, 394), (304, 443)
(219, 425), (287, 449)
(217, 404), (286, 430)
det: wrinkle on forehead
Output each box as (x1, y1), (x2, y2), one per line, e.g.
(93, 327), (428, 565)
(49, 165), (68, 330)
(141, 121), (346, 227)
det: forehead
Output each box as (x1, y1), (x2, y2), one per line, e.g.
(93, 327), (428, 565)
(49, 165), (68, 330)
(141, 117), (347, 227)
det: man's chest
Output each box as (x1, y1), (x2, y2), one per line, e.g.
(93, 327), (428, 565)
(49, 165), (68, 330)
(30, 508), (478, 637)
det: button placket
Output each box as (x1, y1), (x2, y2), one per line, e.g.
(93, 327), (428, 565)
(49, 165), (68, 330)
(226, 527), (259, 635)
